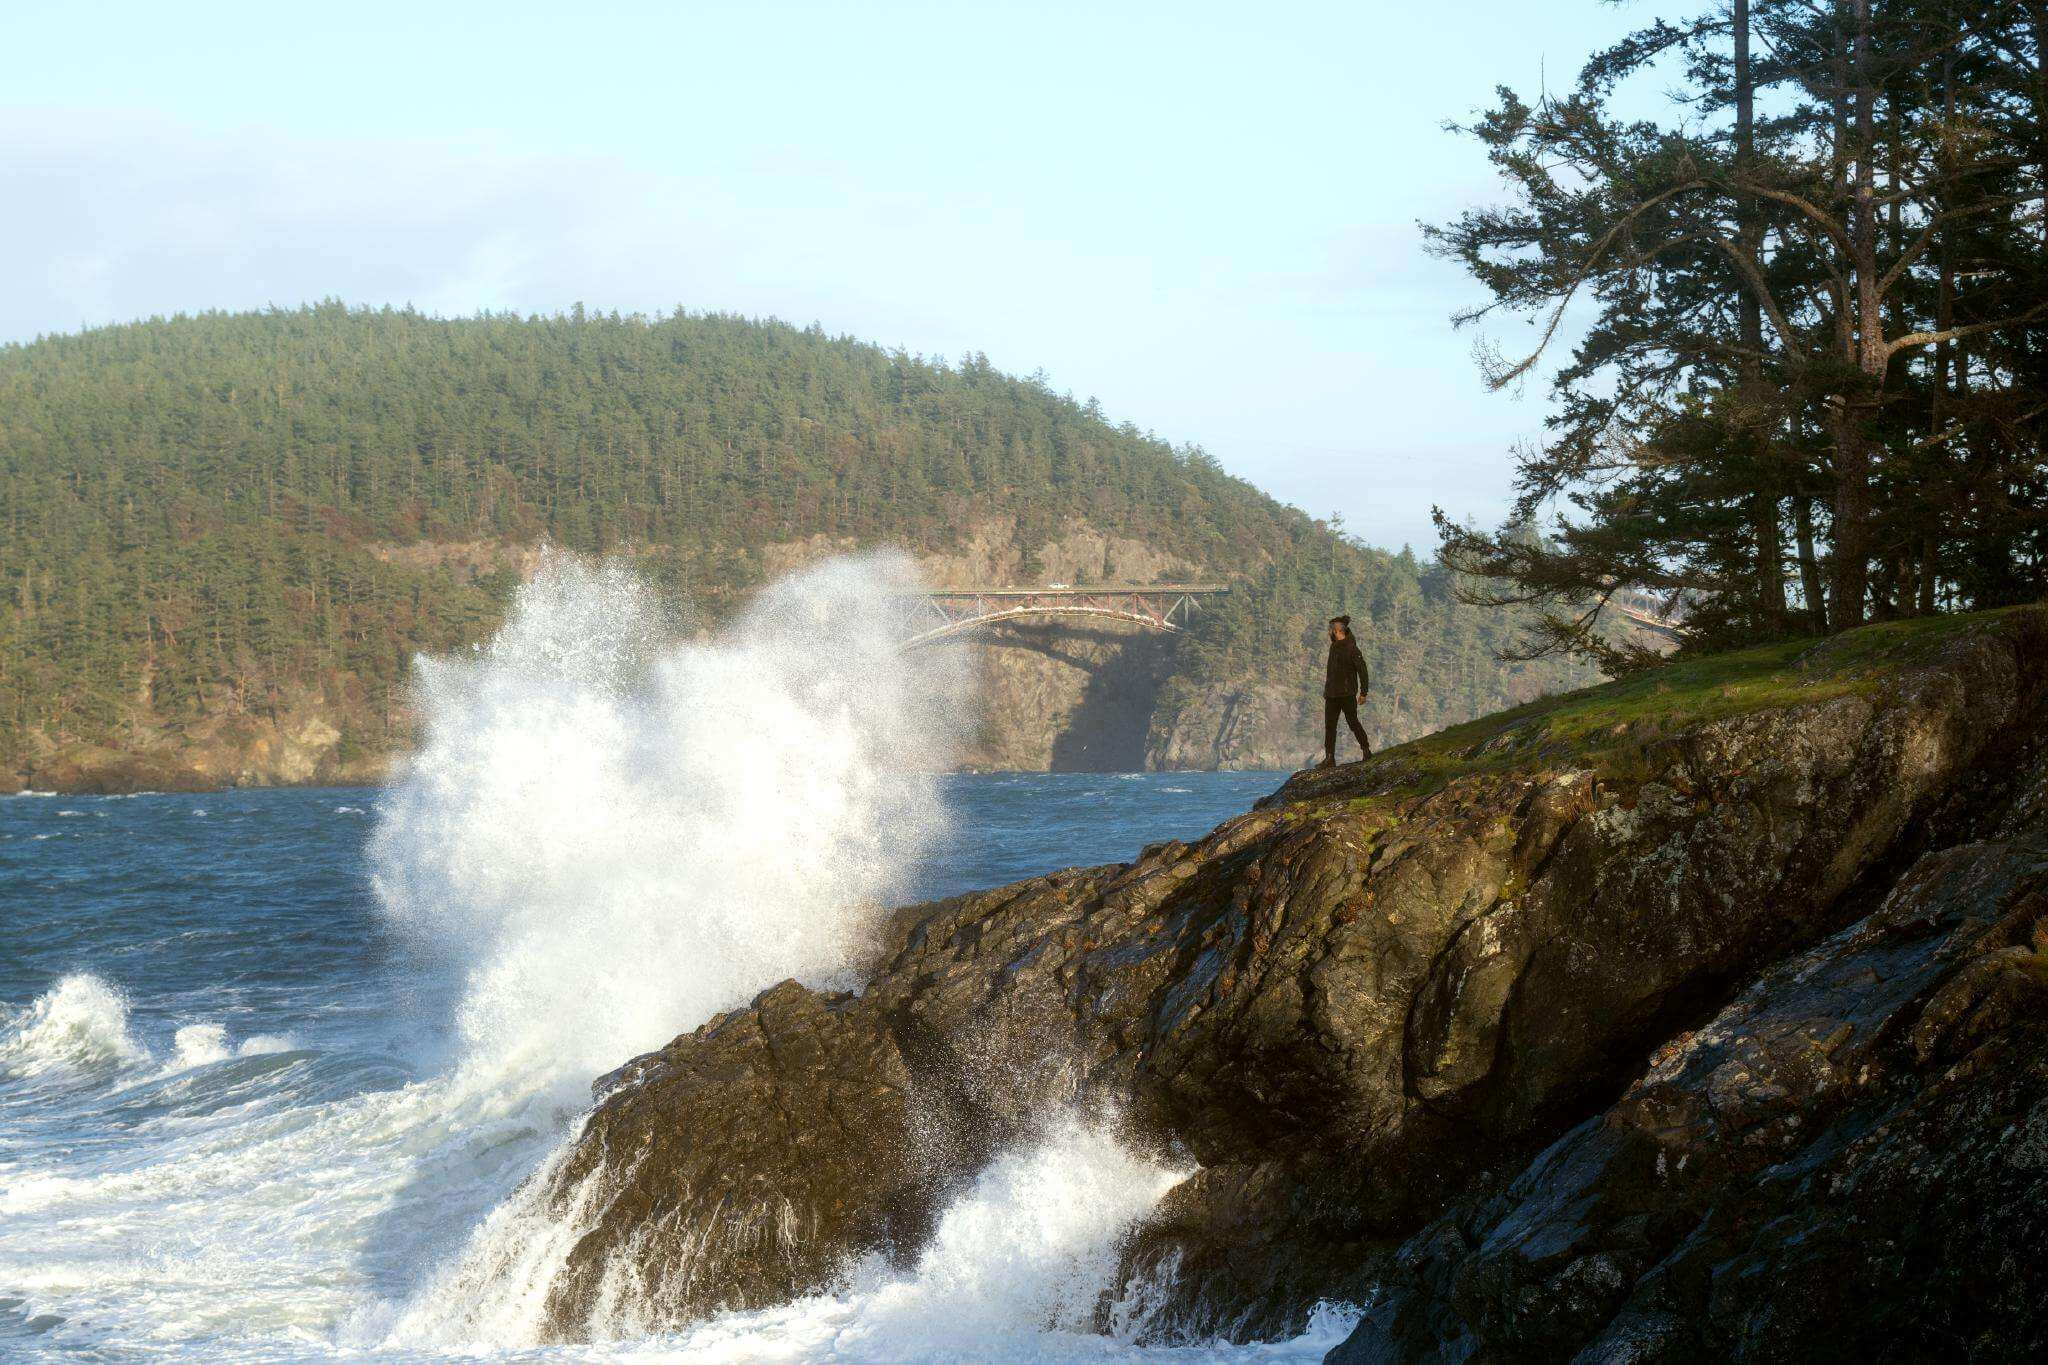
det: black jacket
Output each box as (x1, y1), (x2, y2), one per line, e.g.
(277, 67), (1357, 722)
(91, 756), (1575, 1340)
(1324, 636), (1369, 699)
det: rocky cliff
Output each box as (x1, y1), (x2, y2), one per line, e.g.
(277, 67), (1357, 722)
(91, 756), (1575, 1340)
(512, 604), (2048, 1356)
(1332, 813), (2048, 1361)
(9, 690), (384, 793)
(507, 606), (2048, 1353)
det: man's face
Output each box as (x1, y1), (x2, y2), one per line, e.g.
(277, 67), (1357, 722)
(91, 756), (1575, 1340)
(1329, 621), (1343, 641)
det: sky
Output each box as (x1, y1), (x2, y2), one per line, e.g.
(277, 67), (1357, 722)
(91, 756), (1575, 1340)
(1, 0), (1656, 553)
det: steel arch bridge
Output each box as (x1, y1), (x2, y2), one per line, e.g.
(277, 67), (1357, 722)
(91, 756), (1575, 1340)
(1608, 588), (1687, 638)
(897, 584), (1228, 649)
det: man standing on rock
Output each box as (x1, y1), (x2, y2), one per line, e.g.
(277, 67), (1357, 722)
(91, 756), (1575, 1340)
(1319, 615), (1371, 768)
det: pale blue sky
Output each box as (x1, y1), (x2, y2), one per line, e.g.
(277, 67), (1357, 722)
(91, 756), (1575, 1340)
(2, 0), (1653, 551)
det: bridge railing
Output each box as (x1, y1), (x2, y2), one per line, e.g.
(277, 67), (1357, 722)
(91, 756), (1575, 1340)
(915, 584), (1229, 598)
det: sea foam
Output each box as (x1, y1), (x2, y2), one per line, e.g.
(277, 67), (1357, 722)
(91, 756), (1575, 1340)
(0, 974), (149, 1077)
(369, 549), (967, 1087)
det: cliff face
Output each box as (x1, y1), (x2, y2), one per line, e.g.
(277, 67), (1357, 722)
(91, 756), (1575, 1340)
(516, 606), (2048, 1354)
(1143, 679), (1308, 771)
(3, 522), (1320, 791)
(944, 619), (1180, 772)
(1333, 815), (2048, 1362)
(768, 524), (1342, 773)
(12, 691), (384, 793)
(896, 525), (1198, 772)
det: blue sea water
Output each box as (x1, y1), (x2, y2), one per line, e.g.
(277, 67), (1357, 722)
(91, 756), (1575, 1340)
(0, 774), (1278, 1093)
(0, 774), (1358, 1362)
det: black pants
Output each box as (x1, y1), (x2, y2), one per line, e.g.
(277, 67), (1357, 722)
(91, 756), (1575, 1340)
(1324, 696), (1369, 761)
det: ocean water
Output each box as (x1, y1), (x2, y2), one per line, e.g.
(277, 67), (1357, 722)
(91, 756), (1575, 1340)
(0, 556), (1353, 1363)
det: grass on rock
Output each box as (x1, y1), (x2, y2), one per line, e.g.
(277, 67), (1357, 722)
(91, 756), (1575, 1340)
(1311, 605), (2046, 807)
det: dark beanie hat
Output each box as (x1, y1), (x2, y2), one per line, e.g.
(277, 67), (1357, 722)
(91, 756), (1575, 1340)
(1331, 614), (1351, 626)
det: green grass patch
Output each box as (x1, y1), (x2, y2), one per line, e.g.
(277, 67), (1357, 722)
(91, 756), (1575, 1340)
(1335, 605), (2043, 799)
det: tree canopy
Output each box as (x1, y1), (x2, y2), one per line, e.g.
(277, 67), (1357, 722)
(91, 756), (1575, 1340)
(1432, 0), (2047, 667)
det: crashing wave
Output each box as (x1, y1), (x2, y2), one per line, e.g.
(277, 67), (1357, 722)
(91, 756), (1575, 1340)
(0, 974), (149, 1077)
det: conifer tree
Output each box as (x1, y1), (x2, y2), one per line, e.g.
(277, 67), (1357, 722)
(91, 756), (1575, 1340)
(1432, 0), (2047, 660)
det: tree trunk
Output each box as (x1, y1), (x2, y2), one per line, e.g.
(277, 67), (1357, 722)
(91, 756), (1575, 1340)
(1830, 0), (1882, 632)
(2038, 6), (2048, 250)
(1735, 0), (1787, 621)
(1754, 498), (1785, 619)
(1829, 405), (1874, 630)
(1876, 552), (1912, 621)
(1796, 494), (1828, 633)
(1926, 50), (1957, 618)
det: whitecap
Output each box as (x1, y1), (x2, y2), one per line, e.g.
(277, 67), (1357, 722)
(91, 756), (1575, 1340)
(0, 974), (149, 1077)
(160, 1023), (301, 1074)
(0, 1170), (96, 1217)
(391, 1108), (1359, 1359)
(168, 1022), (234, 1070)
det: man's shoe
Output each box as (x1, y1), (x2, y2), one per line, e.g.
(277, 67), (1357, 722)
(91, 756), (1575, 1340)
(1315, 756), (1336, 770)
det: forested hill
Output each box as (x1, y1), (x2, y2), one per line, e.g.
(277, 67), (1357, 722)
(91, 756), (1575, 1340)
(0, 304), (1594, 786)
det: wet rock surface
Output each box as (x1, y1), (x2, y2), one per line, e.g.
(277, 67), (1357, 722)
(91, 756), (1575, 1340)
(537, 982), (939, 1333)
(1331, 788), (2048, 1363)
(533, 610), (2048, 1348)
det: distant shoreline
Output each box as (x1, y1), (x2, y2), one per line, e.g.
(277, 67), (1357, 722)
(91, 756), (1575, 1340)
(6, 762), (1299, 799)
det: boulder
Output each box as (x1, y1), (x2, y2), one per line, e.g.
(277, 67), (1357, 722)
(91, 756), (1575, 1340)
(536, 983), (948, 1334)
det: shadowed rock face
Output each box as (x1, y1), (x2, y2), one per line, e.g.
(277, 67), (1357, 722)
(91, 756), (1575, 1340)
(528, 611), (2048, 1347)
(945, 618), (1181, 773)
(1331, 777), (2048, 1363)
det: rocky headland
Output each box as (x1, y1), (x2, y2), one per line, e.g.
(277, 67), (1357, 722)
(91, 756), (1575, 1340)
(515, 607), (2048, 1357)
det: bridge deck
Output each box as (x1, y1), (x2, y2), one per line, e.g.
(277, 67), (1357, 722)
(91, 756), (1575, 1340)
(917, 584), (1228, 597)
(898, 584), (1228, 648)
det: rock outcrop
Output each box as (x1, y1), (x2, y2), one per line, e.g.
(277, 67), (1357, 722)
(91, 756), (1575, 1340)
(1332, 759), (2048, 1362)
(535, 983), (941, 1329)
(10, 695), (385, 793)
(525, 607), (2048, 1350)
(1143, 678), (1318, 771)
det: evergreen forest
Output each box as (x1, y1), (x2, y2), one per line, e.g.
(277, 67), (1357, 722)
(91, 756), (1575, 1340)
(0, 305), (1589, 773)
